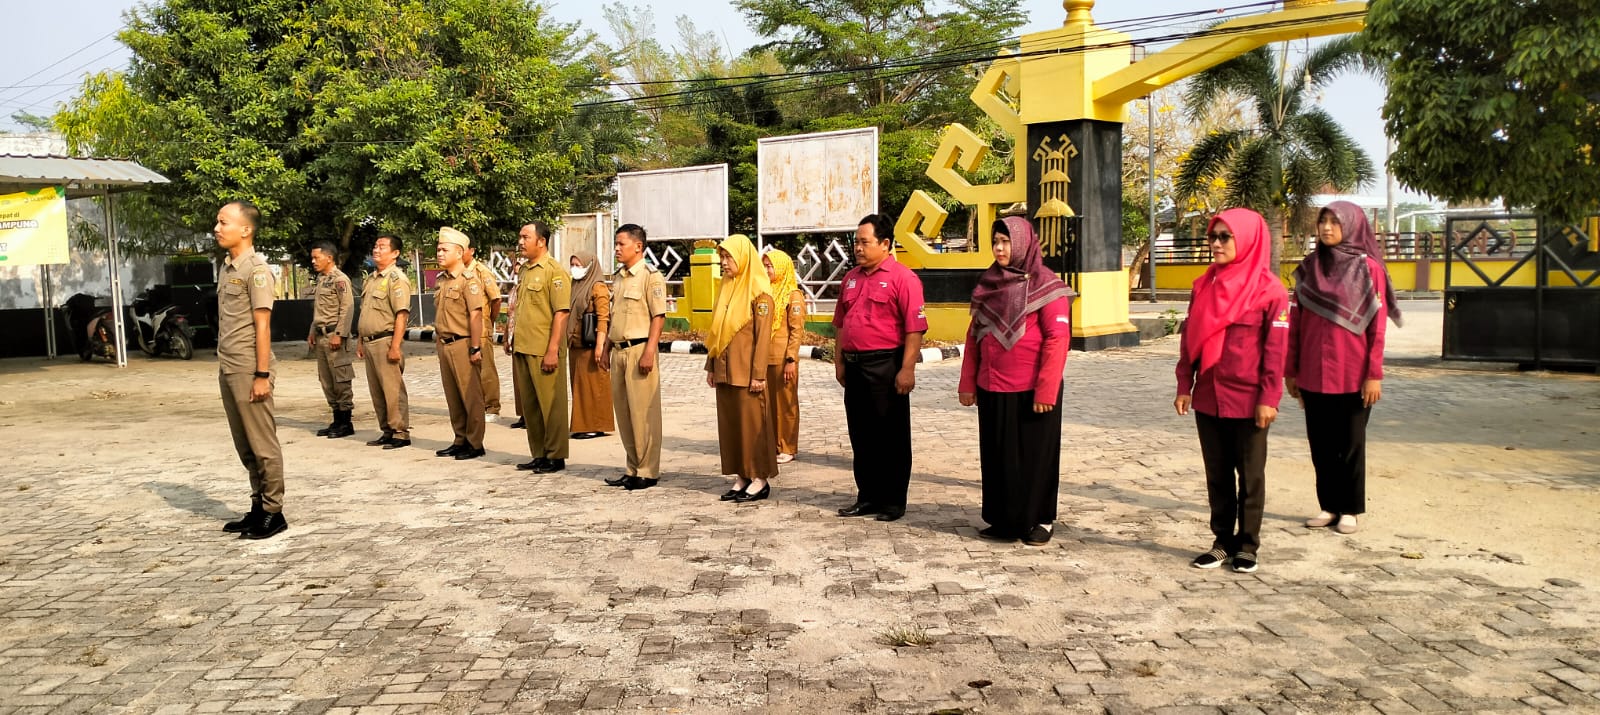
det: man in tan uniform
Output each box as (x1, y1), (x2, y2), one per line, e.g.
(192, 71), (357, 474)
(357, 234), (412, 449)
(214, 200), (287, 540)
(435, 227), (488, 460)
(464, 245), (504, 423)
(508, 221), (571, 473)
(307, 240), (356, 438)
(599, 223), (668, 490)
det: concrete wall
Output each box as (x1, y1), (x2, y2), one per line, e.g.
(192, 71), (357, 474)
(1150, 257), (1564, 293)
(0, 251), (166, 310)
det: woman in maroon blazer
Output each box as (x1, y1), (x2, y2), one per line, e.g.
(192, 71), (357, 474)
(1286, 201), (1401, 536)
(1175, 208), (1290, 574)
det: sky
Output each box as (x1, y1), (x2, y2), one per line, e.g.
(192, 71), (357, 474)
(0, 0), (1421, 201)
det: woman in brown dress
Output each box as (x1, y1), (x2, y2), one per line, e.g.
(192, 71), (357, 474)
(705, 234), (776, 503)
(763, 249), (805, 464)
(567, 250), (614, 438)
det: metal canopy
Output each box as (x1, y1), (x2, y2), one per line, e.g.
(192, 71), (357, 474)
(0, 153), (171, 367)
(0, 154), (170, 198)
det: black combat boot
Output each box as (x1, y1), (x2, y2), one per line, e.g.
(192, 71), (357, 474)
(315, 414), (337, 436)
(325, 409), (355, 438)
(242, 511), (288, 540)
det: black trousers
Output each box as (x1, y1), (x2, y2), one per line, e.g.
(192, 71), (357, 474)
(977, 386), (1063, 534)
(1195, 411), (1268, 555)
(1301, 390), (1370, 515)
(843, 350), (912, 508)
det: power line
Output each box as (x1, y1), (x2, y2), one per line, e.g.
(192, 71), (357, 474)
(0, 45), (130, 113)
(0, 30), (117, 95)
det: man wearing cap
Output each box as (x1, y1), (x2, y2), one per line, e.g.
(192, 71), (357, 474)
(464, 244), (504, 424)
(307, 240), (356, 439)
(214, 200), (288, 540)
(358, 234), (412, 449)
(507, 221), (571, 473)
(434, 226), (488, 460)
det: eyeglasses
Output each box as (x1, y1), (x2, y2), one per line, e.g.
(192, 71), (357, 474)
(1206, 231), (1234, 243)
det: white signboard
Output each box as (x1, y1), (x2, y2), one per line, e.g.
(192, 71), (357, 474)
(616, 164), (728, 241)
(558, 212), (613, 274)
(758, 127), (879, 235)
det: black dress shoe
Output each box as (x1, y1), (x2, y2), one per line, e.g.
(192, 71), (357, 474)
(978, 525), (1019, 542)
(734, 485), (771, 503)
(571, 431), (605, 440)
(509, 418), (525, 429)
(605, 474), (631, 487)
(517, 458), (550, 471)
(454, 446), (486, 460)
(837, 502), (880, 517)
(241, 512), (288, 540)
(623, 476), (658, 491)
(382, 439), (411, 450)
(1022, 525), (1053, 546)
(437, 444), (466, 457)
(367, 434), (396, 447)
(719, 489), (742, 501)
(223, 508), (264, 533)
(874, 506), (906, 522)
(533, 459), (565, 474)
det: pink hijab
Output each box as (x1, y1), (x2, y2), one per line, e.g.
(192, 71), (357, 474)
(1180, 208), (1286, 373)
(970, 216), (1076, 349)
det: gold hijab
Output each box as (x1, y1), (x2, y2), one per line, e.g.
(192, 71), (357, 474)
(764, 249), (802, 343)
(707, 234), (772, 358)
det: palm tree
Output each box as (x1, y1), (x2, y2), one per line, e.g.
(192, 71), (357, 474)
(1175, 36), (1377, 265)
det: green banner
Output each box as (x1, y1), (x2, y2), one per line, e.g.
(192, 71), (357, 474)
(0, 186), (69, 266)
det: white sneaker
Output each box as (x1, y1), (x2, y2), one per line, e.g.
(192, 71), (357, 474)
(485, 414), (499, 423)
(1334, 514), (1359, 534)
(776, 453), (795, 464)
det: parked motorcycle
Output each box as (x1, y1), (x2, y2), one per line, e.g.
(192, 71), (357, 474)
(61, 293), (120, 362)
(131, 288), (195, 360)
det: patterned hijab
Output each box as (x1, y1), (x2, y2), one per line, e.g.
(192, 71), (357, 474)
(1292, 201), (1403, 334)
(707, 234), (773, 358)
(969, 216), (1076, 350)
(1180, 208), (1287, 373)
(764, 249), (802, 343)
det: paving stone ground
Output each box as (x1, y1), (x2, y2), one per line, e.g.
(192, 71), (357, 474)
(3, 307), (1600, 714)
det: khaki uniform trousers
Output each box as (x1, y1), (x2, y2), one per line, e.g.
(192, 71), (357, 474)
(315, 335), (355, 410)
(219, 371), (284, 513)
(513, 351), (570, 459)
(362, 339), (409, 439)
(437, 340), (485, 448)
(477, 334), (502, 415)
(609, 344), (663, 479)
(766, 363), (800, 455)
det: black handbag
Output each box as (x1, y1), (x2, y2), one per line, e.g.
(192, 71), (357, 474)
(580, 310), (598, 349)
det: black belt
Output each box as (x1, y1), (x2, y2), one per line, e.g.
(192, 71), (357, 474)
(611, 337), (649, 350)
(315, 324), (340, 336)
(364, 330), (394, 342)
(438, 334), (465, 344)
(842, 348), (900, 363)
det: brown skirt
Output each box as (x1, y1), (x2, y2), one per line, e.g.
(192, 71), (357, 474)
(715, 383), (777, 480)
(766, 363), (800, 455)
(569, 346), (615, 433)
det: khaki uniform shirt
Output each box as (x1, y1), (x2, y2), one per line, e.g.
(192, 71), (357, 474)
(358, 265), (411, 338)
(512, 254), (571, 356)
(434, 267), (486, 339)
(767, 289), (805, 365)
(310, 267), (354, 338)
(608, 260), (668, 342)
(465, 258), (503, 331)
(706, 295), (774, 387)
(217, 249), (276, 374)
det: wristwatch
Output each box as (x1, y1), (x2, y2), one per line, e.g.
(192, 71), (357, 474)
(253, 370), (270, 379)
(470, 346), (482, 355)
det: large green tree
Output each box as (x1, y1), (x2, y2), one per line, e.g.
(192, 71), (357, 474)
(55, 0), (606, 258)
(1174, 37), (1376, 253)
(1364, 0), (1600, 223)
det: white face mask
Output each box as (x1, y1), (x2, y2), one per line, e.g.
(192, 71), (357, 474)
(570, 265), (588, 280)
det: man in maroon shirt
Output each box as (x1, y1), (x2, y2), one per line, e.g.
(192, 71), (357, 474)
(833, 214), (929, 522)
